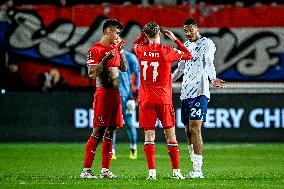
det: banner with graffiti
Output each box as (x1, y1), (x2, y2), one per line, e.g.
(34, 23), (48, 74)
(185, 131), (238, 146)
(1, 4), (284, 81)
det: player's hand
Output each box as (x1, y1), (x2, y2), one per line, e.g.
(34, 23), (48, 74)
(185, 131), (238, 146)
(163, 30), (177, 41)
(105, 49), (115, 60)
(119, 42), (124, 53)
(211, 78), (225, 88)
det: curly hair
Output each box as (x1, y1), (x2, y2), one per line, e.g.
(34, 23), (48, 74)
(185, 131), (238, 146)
(143, 22), (160, 39)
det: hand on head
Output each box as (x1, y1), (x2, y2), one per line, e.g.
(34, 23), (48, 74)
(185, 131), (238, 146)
(163, 30), (177, 41)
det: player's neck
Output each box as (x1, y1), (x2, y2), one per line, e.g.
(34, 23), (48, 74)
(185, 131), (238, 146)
(192, 34), (202, 42)
(148, 37), (160, 44)
(100, 36), (112, 47)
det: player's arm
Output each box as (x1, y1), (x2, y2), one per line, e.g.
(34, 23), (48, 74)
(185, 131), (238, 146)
(119, 51), (127, 72)
(119, 49), (127, 72)
(205, 40), (225, 88)
(116, 39), (127, 72)
(88, 50), (114, 79)
(133, 32), (148, 54)
(172, 60), (185, 82)
(163, 30), (192, 60)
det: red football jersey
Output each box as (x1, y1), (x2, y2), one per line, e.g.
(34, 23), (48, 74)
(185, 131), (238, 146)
(134, 34), (192, 104)
(86, 42), (121, 67)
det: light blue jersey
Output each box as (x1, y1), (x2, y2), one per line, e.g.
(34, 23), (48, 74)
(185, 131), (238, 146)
(119, 51), (140, 98)
(113, 51), (140, 153)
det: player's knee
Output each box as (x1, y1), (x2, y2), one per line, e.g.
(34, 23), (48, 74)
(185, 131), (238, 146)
(166, 136), (177, 143)
(190, 125), (201, 135)
(144, 129), (155, 141)
(164, 129), (177, 143)
(104, 130), (114, 138)
(190, 121), (202, 129)
(124, 123), (133, 130)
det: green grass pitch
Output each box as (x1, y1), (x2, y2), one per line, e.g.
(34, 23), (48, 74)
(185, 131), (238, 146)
(0, 143), (283, 189)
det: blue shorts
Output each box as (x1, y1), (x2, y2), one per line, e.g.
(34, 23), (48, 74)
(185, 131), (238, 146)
(181, 95), (209, 123)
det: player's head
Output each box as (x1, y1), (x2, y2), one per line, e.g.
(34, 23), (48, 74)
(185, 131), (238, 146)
(103, 19), (123, 44)
(143, 22), (161, 40)
(183, 18), (200, 42)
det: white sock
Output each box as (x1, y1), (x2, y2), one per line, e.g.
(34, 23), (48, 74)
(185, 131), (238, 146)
(83, 168), (91, 171)
(130, 144), (137, 150)
(112, 149), (116, 155)
(192, 154), (203, 172)
(149, 169), (156, 177)
(172, 169), (181, 174)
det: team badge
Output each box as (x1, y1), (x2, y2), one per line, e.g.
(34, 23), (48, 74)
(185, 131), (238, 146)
(98, 116), (105, 124)
(87, 52), (93, 59)
(87, 52), (95, 64)
(195, 102), (200, 107)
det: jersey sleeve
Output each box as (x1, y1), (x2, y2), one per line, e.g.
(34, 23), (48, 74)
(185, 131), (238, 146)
(163, 46), (185, 63)
(172, 60), (185, 82)
(86, 48), (99, 66)
(133, 32), (147, 56)
(205, 39), (217, 80)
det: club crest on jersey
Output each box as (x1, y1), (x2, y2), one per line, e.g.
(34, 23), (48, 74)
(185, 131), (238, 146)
(98, 116), (105, 124)
(87, 52), (95, 64)
(87, 52), (93, 59)
(195, 102), (200, 107)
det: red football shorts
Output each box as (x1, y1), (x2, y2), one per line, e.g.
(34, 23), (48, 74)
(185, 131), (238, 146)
(139, 102), (176, 130)
(93, 88), (123, 128)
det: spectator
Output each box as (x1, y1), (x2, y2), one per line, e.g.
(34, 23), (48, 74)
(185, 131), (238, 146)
(37, 68), (68, 92)
(0, 63), (25, 91)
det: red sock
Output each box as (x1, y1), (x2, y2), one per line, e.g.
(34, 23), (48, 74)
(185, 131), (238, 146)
(84, 136), (99, 168)
(101, 138), (113, 169)
(167, 142), (180, 169)
(144, 142), (155, 169)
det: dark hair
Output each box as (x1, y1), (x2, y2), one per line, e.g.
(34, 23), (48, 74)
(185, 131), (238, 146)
(184, 18), (197, 26)
(103, 19), (123, 32)
(143, 22), (160, 39)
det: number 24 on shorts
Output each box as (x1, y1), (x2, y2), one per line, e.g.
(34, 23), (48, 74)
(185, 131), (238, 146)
(191, 108), (202, 117)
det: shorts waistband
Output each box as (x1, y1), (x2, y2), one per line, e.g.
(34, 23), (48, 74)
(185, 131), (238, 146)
(96, 87), (119, 92)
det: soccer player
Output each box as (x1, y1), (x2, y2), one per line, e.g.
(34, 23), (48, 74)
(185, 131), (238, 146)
(134, 22), (192, 180)
(172, 18), (225, 179)
(80, 19), (127, 179)
(112, 50), (140, 160)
